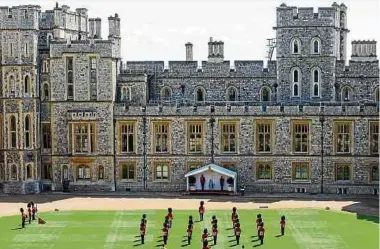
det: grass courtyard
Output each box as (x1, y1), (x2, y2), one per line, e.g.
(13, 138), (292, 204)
(0, 209), (378, 249)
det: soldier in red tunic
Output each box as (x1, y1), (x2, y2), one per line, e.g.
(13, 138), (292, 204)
(20, 208), (26, 228)
(235, 223), (241, 245)
(256, 214), (263, 236)
(280, 215), (286, 236)
(202, 240), (210, 249)
(212, 224), (218, 245)
(31, 202), (37, 220)
(201, 228), (209, 243)
(162, 224), (169, 245)
(188, 215), (194, 230)
(186, 224), (192, 245)
(27, 202), (32, 224)
(199, 201), (205, 221)
(258, 222), (265, 245)
(167, 208), (173, 228)
(231, 207), (238, 228)
(140, 222), (146, 244)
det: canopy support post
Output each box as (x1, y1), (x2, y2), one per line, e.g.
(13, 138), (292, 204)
(186, 176), (189, 191)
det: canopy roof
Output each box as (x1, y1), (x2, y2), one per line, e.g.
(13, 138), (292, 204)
(184, 163), (237, 178)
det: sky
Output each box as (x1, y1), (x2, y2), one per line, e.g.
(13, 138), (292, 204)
(3, 0), (380, 63)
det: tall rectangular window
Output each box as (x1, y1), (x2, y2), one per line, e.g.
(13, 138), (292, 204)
(42, 164), (52, 180)
(256, 120), (273, 153)
(292, 162), (310, 181)
(9, 115), (17, 148)
(89, 57), (97, 100)
(24, 42), (29, 57)
(42, 123), (51, 150)
(120, 162), (135, 180)
(256, 162), (272, 180)
(120, 122), (135, 153)
(153, 122), (170, 153)
(66, 57), (74, 100)
(221, 122), (237, 153)
(72, 123), (96, 154)
(155, 163), (169, 180)
(370, 121), (379, 155)
(188, 122), (203, 153)
(335, 122), (352, 153)
(335, 163), (351, 181)
(292, 121), (310, 153)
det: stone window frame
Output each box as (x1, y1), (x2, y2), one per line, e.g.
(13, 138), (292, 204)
(370, 164), (379, 182)
(226, 86), (238, 101)
(255, 119), (275, 154)
(152, 121), (171, 154)
(10, 164), (18, 181)
(187, 161), (204, 173)
(291, 120), (311, 154)
(24, 42), (29, 57)
(290, 37), (301, 55)
(153, 161), (170, 182)
(375, 87), (379, 102)
(290, 67), (301, 98)
(118, 121), (137, 154)
(8, 114), (18, 149)
(219, 120), (239, 154)
(291, 162), (310, 182)
(69, 122), (97, 155)
(42, 60), (49, 73)
(76, 164), (92, 180)
(42, 163), (52, 180)
(8, 74), (16, 96)
(121, 86), (131, 101)
(310, 37), (321, 55)
(9, 42), (13, 57)
(47, 33), (53, 47)
(66, 56), (74, 100)
(160, 86), (172, 100)
(310, 67), (321, 98)
(369, 121), (379, 155)
(24, 114), (32, 149)
(256, 162), (273, 181)
(24, 74), (31, 95)
(335, 163), (352, 182)
(187, 121), (205, 154)
(0, 164), (4, 181)
(98, 165), (105, 180)
(119, 161), (137, 181)
(260, 86), (271, 102)
(25, 163), (34, 180)
(333, 120), (354, 155)
(62, 165), (69, 181)
(341, 86), (353, 102)
(42, 122), (52, 151)
(43, 83), (49, 101)
(194, 86), (206, 102)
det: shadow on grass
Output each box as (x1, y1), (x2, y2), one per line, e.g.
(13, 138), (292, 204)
(132, 244), (142, 247)
(11, 227), (23, 230)
(275, 234), (283, 238)
(356, 213), (379, 224)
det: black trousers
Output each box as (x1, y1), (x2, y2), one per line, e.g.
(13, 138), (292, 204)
(236, 235), (240, 245)
(141, 234), (144, 244)
(201, 183), (205, 191)
(28, 213), (31, 224)
(163, 235), (168, 245)
(188, 235), (191, 244)
(213, 236), (217, 245)
(221, 184), (224, 191)
(32, 213), (36, 220)
(200, 213), (204, 221)
(22, 219), (25, 228)
(281, 227), (285, 235)
(259, 235), (264, 244)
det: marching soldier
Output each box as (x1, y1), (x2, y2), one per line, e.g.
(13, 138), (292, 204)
(280, 215), (286, 236)
(186, 224), (192, 245)
(140, 222), (146, 244)
(199, 201), (205, 221)
(20, 208), (26, 228)
(167, 208), (173, 228)
(235, 223), (241, 245)
(212, 224), (218, 245)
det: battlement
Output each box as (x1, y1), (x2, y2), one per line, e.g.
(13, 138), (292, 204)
(336, 59), (379, 77)
(50, 39), (117, 58)
(0, 5), (40, 30)
(275, 2), (347, 29)
(122, 60), (277, 77)
(351, 40), (377, 61)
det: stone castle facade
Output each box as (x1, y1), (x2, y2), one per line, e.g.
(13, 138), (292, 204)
(0, 2), (378, 194)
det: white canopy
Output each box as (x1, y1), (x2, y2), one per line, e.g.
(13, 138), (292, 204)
(185, 163), (237, 193)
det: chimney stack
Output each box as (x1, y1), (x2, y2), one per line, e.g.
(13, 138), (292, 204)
(89, 18), (96, 38)
(208, 37), (224, 63)
(185, 42), (193, 61)
(95, 18), (102, 39)
(351, 40), (377, 61)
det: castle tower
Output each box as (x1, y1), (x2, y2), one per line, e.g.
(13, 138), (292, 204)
(0, 5), (41, 193)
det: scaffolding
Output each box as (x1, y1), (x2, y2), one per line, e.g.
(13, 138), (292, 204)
(266, 38), (276, 61)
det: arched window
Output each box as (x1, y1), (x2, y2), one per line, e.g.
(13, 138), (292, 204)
(261, 87), (271, 102)
(227, 87), (237, 101)
(98, 165), (104, 180)
(375, 87), (379, 102)
(160, 87), (172, 100)
(9, 75), (16, 95)
(24, 75), (30, 94)
(11, 164), (17, 180)
(195, 87), (205, 102)
(312, 68), (320, 97)
(26, 164), (33, 179)
(311, 38), (321, 54)
(291, 38), (301, 55)
(10, 115), (17, 148)
(25, 115), (31, 148)
(43, 83), (49, 100)
(62, 165), (69, 180)
(341, 86), (352, 102)
(291, 68), (301, 97)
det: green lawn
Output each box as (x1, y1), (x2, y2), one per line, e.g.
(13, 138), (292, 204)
(0, 209), (378, 249)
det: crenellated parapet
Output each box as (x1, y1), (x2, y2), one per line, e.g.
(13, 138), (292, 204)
(0, 5), (40, 30)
